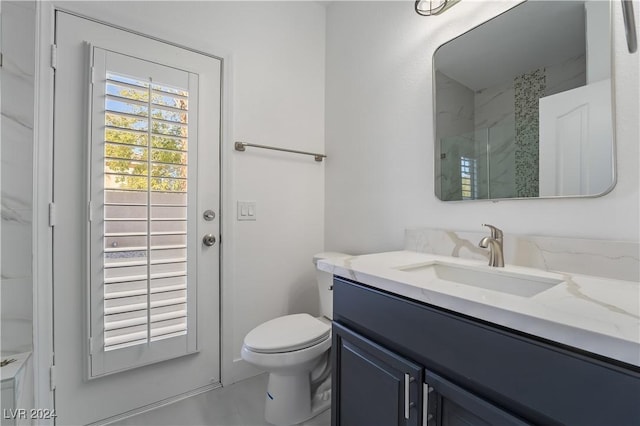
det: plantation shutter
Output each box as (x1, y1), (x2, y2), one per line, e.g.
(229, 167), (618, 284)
(89, 47), (198, 376)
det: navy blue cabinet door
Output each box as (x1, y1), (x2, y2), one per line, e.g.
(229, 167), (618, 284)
(332, 323), (422, 426)
(424, 370), (530, 426)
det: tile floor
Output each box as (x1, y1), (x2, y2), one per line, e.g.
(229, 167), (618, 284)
(111, 374), (331, 426)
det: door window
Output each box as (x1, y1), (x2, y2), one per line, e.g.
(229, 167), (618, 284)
(89, 48), (198, 376)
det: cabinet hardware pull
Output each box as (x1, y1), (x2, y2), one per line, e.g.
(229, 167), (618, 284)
(405, 373), (411, 419)
(423, 383), (432, 426)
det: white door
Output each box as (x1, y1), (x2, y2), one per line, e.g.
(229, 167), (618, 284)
(52, 12), (221, 425)
(539, 79), (614, 196)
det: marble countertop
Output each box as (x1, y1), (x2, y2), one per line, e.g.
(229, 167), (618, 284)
(318, 251), (640, 367)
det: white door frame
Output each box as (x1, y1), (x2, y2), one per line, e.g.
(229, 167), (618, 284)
(33, 2), (238, 419)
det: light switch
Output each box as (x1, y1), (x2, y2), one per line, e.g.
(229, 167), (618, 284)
(237, 201), (256, 221)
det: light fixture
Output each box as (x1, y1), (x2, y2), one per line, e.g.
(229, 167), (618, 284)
(415, 0), (461, 16)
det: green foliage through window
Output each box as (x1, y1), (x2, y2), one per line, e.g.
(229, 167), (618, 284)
(104, 74), (189, 193)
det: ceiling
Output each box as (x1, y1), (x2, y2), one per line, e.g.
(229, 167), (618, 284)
(435, 0), (587, 91)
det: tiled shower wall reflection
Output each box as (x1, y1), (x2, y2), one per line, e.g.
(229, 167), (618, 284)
(514, 68), (546, 198)
(436, 54), (585, 200)
(1, 1), (36, 355)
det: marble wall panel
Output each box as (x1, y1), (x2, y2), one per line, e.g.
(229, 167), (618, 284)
(486, 120), (516, 198)
(405, 227), (640, 282)
(546, 54), (586, 96)
(2, 117), (33, 209)
(435, 71), (475, 200)
(435, 71), (475, 140)
(474, 81), (514, 130)
(1, 0), (36, 354)
(1, 211), (32, 280)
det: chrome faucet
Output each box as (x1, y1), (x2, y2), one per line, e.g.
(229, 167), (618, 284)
(479, 224), (504, 267)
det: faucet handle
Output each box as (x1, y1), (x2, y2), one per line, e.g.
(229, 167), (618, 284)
(482, 224), (503, 240)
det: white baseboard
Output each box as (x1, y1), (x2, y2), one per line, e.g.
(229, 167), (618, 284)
(90, 382), (222, 426)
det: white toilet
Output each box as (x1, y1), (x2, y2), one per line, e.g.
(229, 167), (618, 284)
(241, 252), (350, 425)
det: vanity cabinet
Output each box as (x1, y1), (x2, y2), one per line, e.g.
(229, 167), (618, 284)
(333, 323), (528, 426)
(331, 277), (640, 426)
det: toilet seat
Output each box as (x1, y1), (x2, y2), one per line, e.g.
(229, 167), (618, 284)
(244, 313), (331, 354)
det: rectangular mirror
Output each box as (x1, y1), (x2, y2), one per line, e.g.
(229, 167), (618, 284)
(434, 0), (615, 201)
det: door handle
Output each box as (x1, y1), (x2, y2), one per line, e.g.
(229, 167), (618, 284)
(202, 234), (216, 246)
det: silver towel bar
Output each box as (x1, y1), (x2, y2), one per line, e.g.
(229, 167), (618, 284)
(622, 0), (637, 53)
(234, 141), (326, 162)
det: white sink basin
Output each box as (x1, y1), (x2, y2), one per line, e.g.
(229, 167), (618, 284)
(394, 262), (563, 297)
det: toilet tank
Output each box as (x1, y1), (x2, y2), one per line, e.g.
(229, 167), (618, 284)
(313, 252), (350, 320)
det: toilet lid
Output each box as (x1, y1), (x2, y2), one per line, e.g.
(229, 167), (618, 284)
(244, 313), (331, 354)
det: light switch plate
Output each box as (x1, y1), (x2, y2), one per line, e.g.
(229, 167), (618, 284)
(237, 201), (256, 221)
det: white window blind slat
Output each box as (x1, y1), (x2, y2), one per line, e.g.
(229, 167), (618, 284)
(151, 321), (188, 338)
(105, 257), (187, 269)
(104, 304), (187, 331)
(104, 270), (186, 285)
(105, 284), (188, 300)
(105, 329), (148, 348)
(106, 94), (149, 108)
(105, 278), (186, 297)
(105, 301), (147, 316)
(150, 331), (187, 343)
